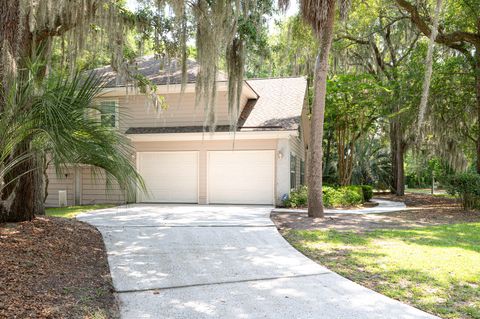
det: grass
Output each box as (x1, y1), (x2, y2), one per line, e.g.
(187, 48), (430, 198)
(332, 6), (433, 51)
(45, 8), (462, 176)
(285, 223), (480, 319)
(46, 205), (115, 218)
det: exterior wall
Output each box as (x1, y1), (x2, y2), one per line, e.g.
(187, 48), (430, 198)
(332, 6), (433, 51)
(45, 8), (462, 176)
(44, 166), (75, 207)
(289, 134), (306, 189)
(80, 166), (126, 205)
(45, 136), (297, 207)
(45, 165), (126, 207)
(133, 138), (284, 205)
(276, 138), (291, 205)
(96, 91), (232, 132)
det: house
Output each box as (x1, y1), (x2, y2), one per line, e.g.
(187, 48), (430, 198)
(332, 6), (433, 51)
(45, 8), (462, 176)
(45, 56), (308, 207)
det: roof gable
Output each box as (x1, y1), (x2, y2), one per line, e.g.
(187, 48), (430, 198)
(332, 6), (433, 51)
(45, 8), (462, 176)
(243, 77), (307, 130)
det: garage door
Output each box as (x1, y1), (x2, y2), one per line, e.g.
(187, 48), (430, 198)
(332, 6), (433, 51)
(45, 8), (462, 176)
(207, 150), (275, 204)
(137, 152), (198, 203)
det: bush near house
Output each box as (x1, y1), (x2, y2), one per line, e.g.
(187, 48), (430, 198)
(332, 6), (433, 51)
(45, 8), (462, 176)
(442, 172), (480, 210)
(284, 185), (373, 208)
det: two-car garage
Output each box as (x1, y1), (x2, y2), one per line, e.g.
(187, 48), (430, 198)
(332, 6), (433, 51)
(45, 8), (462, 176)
(136, 150), (275, 205)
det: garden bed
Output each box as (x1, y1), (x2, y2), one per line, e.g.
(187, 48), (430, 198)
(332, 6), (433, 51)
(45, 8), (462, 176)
(0, 217), (118, 318)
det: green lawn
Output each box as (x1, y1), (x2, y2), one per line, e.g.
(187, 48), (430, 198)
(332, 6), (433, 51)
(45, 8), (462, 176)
(46, 205), (115, 218)
(285, 223), (480, 319)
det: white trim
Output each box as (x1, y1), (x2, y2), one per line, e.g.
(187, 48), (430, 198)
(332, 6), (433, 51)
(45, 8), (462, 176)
(206, 151), (210, 205)
(97, 99), (119, 129)
(135, 151), (140, 203)
(128, 130), (297, 142)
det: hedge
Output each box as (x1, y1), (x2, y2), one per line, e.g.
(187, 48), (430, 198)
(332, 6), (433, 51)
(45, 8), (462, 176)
(284, 185), (372, 208)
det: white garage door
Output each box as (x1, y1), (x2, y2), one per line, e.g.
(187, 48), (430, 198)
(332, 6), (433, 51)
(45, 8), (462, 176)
(208, 150), (275, 205)
(137, 152), (198, 203)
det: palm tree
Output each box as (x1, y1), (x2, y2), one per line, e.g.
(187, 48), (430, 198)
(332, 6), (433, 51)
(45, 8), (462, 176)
(280, 0), (350, 217)
(0, 60), (144, 223)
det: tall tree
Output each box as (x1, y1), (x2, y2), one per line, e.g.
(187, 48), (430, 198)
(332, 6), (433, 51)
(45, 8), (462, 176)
(336, 1), (421, 195)
(278, 0), (350, 217)
(395, 0), (480, 173)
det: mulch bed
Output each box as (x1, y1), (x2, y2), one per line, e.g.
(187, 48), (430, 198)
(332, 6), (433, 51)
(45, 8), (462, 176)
(0, 217), (118, 319)
(272, 193), (480, 232)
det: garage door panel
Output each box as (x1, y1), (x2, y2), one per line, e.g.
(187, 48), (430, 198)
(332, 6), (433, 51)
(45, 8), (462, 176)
(208, 151), (274, 205)
(138, 152), (198, 203)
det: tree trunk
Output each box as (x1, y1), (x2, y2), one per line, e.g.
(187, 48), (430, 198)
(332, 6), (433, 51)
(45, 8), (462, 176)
(417, 0), (442, 136)
(323, 128), (333, 177)
(390, 115), (405, 196)
(307, 5), (336, 218)
(0, 0), (45, 222)
(476, 44), (480, 174)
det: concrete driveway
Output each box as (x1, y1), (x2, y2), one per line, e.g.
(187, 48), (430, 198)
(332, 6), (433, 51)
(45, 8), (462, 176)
(77, 204), (438, 319)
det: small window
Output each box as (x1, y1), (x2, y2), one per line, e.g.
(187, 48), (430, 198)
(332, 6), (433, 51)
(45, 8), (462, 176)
(99, 101), (118, 128)
(300, 160), (305, 185)
(290, 154), (297, 189)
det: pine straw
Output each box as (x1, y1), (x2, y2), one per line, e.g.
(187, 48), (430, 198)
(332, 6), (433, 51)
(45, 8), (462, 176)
(0, 217), (118, 319)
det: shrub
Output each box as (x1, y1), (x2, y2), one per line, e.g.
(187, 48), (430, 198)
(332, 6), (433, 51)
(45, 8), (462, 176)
(442, 172), (480, 210)
(328, 186), (363, 207)
(283, 185), (308, 208)
(284, 185), (364, 208)
(360, 185), (374, 202)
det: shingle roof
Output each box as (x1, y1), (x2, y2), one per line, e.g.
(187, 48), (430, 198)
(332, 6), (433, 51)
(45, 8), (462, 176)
(244, 77), (307, 130)
(124, 77), (307, 134)
(95, 56), (227, 87)
(94, 56), (307, 133)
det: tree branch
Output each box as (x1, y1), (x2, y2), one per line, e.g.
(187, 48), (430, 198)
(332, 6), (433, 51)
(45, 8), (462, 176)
(395, 0), (480, 48)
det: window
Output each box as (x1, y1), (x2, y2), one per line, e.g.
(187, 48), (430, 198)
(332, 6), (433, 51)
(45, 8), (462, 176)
(290, 154), (297, 190)
(300, 160), (305, 185)
(99, 101), (118, 128)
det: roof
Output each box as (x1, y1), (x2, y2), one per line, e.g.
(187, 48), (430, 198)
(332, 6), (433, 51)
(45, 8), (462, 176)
(95, 56), (227, 87)
(244, 77), (307, 131)
(124, 77), (307, 134)
(92, 56), (307, 133)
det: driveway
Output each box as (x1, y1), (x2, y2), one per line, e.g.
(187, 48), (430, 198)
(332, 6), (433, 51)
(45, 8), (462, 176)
(77, 204), (438, 319)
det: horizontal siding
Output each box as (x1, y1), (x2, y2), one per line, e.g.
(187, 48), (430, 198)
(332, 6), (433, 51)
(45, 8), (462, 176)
(81, 167), (126, 205)
(45, 166), (75, 207)
(45, 165), (127, 207)
(96, 91), (232, 132)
